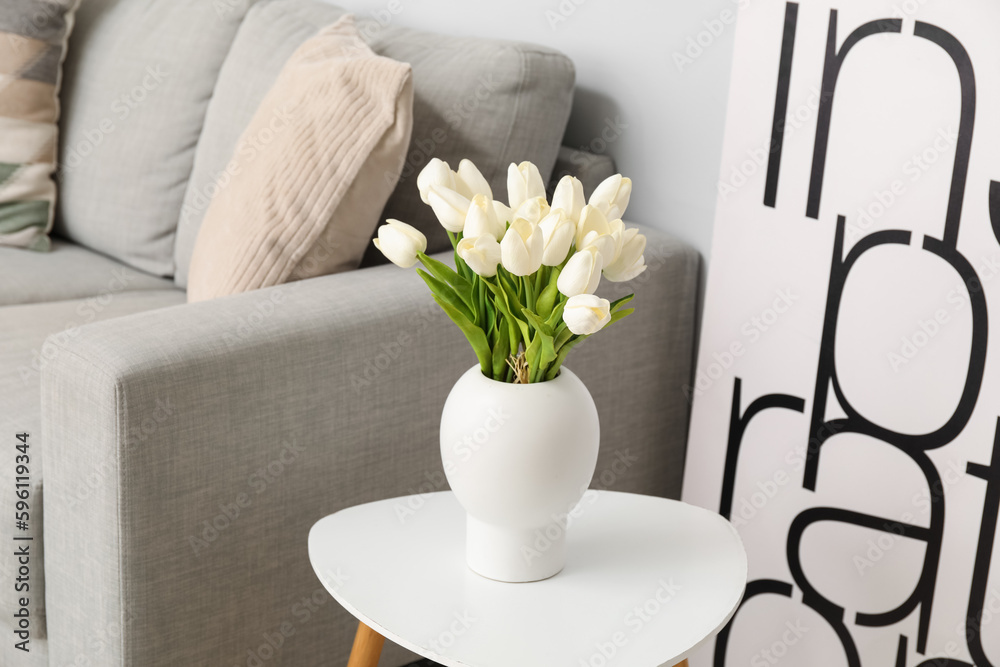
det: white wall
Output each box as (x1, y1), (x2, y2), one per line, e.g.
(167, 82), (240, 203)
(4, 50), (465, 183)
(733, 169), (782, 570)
(337, 0), (738, 265)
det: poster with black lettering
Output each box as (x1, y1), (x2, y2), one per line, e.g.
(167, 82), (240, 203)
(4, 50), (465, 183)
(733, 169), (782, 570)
(681, 1), (1000, 666)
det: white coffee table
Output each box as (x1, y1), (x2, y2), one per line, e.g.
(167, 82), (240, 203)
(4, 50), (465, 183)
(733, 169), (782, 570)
(308, 491), (746, 667)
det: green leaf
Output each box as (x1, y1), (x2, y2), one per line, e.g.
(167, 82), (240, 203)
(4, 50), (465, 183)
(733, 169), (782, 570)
(416, 269), (474, 322)
(524, 329), (558, 383)
(545, 298), (566, 329)
(485, 286), (496, 335)
(524, 334), (542, 380)
(491, 325), (511, 380)
(497, 272), (523, 313)
(522, 309), (553, 337)
(483, 279), (530, 343)
(431, 294), (492, 375)
(609, 293), (635, 313)
(535, 274), (560, 319)
(506, 317), (520, 358)
(419, 253), (474, 311)
(607, 307), (635, 327)
(545, 334), (589, 381)
(554, 324), (573, 351)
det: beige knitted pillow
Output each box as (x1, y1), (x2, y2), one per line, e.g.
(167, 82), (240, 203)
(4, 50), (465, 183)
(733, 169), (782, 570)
(186, 15), (413, 302)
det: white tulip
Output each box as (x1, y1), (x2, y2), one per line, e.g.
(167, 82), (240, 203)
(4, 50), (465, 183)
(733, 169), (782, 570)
(417, 158), (455, 205)
(372, 219), (427, 268)
(551, 175), (585, 224)
(464, 194), (506, 239)
(581, 230), (618, 266)
(507, 161), (546, 210)
(563, 294), (612, 335)
(493, 200), (512, 229)
(513, 196), (551, 226)
(455, 159), (493, 200)
(427, 185), (471, 233)
(581, 218), (625, 265)
(589, 174), (632, 221)
(500, 218), (544, 276)
(603, 227), (647, 282)
(557, 246), (603, 297)
(576, 204), (612, 248)
(457, 234), (502, 278)
(538, 210), (576, 266)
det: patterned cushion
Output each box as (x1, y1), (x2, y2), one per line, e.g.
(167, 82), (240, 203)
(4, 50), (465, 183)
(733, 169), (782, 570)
(0, 0), (79, 251)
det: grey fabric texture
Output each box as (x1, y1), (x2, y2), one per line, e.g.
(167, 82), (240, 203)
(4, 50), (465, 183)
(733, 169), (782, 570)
(0, 289), (186, 667)
(54, 0), (250, 277)
(41, 224), (698, 666)
(171, 0), (576, 286)
(550, 146), (618, 197)
(0, 239), (176, 307)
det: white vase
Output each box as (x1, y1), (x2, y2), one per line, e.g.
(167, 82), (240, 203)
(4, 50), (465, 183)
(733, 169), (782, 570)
(440, 365), (600, 582)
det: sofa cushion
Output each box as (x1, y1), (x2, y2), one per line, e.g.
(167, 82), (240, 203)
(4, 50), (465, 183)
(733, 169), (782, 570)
(186, 15), (413, 302)
(54, 0), (250, 277)
(0, 239), (176, 306)
(0, 288), (186, 667)
(0, 0), (79, 252)
(172, 0), (575, 286)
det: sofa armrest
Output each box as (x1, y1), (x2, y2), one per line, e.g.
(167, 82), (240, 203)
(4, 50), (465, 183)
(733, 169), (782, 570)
(40, 224), (699, 666)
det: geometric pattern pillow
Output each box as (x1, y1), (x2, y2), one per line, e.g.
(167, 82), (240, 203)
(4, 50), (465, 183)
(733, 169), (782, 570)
(0, 0), (79, 251)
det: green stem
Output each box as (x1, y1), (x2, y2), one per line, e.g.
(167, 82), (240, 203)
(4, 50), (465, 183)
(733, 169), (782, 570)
(477, 277), (486, 328)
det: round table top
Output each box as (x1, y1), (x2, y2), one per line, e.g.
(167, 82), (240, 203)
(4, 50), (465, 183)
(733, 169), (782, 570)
(308, 491), (746, 667)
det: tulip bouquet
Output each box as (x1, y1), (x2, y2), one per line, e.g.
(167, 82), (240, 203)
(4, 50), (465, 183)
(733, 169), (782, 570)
(373, 158), (646, 384)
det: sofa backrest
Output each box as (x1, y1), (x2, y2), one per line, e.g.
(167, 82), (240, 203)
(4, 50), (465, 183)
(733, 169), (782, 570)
(56, 0), (250, 278)
(173, 0), (576, 286)
(58, 0), (577, 284)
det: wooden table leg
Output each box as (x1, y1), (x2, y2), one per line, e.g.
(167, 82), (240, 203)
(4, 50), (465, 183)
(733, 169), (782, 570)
(676, 661), (689, 667)
(346, 621), (385, 667)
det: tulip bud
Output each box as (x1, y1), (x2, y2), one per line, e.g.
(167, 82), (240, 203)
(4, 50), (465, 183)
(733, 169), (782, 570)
(581, 231), (618, 266)
(507, 161), (546, 210)
(417, 158), (455, 205)
(427, 185), (471, 233)
(513, 196), (550, 225)
(563, 294), (612, 335)
(589, 174), (632, 221)
(557, 246), (603, 297)
(603, 228), (647, 282)
(464, 194), (506, 239)
(455, 159), (493, 200)
(493, 200), (512, 229)
(581, 219), (625, 265)
(551, 175), (585, 224)
(576, 204), (612, 249)
(500, 218), (544, 276)
(538, 210), (575, 266)
(373, 219), (427, 268)
(457, 234), (502, 277)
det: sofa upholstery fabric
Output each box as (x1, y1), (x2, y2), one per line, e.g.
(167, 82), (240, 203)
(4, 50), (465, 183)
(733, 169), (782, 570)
(55, 0), (250, 277)
(0, 289), (186, 667)
(0, 239), (175, 306)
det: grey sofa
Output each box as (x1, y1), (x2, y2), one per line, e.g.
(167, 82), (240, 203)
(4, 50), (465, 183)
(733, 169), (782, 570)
(0, 0), (700, 665)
